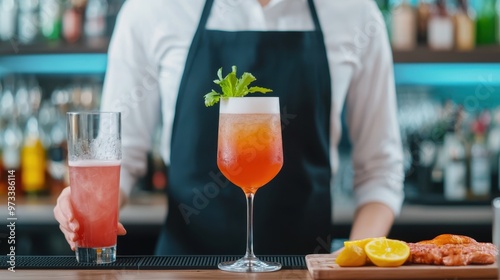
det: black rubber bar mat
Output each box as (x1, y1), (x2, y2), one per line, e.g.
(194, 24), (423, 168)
(0, 255), (306, 270)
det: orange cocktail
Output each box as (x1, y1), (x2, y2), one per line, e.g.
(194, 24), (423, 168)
(217, 113), (283, 194)
(216, 97), (283, 273)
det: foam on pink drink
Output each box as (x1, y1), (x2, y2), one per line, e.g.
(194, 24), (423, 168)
(69, 160), (121, 248)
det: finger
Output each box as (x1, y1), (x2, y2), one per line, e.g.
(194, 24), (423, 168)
(59, 224), (77, 250)
(117, 222), (127, 236)
(54, 187), (76, 232)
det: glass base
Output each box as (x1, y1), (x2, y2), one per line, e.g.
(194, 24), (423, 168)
(218, 256), (281, 273)
(75, 245), (116, 264)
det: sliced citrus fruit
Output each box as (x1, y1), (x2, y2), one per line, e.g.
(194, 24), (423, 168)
(344, 237), (385, 249)
(335, 243), (367, 267)
(364, 238), (410, 267)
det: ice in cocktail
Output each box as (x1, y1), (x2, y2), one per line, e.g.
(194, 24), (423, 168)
(69, 160), (121, 248)
(218, 113), (283, 194)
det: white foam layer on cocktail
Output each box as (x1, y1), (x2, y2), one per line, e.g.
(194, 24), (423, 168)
(219, 97), (280, 114)
(68, 160), (121, 167)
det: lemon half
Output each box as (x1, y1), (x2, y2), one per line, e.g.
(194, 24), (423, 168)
(364, 238), (410, 267)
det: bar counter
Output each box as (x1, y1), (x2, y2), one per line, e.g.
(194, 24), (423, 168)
(1, 269), (313, 279)
(0, 268), (496, 280)
(4, 269), (313, 280)
(0, 255), (496, 280)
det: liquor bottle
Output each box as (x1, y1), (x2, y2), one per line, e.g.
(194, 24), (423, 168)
(48, 116), (67, 197)
(18, 0), (40, 44)
(497, 0), (500, 43)
(443, 108), (467, 201)
(454, 0), (475, 51)
(428, 0), (454, 50)
(391, 0), (417, 50)
(417, 0), (432, 45)
(0, 76), (15, 121)
(488, 110), (500, 196)
(21, 115), (48, 197)
(2, 114), (23, 197)
(470, 114), (491, 199)
(63, 0), (85, 43)
(476, 0), (497, 45)
(15, 77), (31, 125)
(84, 0), (108, 39)
(40, 0), (63, 41)
(0, 0), (18, 42)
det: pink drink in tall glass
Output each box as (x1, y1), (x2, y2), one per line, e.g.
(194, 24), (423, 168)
(69, 160), (121, 248)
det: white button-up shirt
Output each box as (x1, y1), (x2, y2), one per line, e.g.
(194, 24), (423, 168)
(101, 0), (405, 215)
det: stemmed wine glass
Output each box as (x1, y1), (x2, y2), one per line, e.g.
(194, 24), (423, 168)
(216, 96), (283, 273)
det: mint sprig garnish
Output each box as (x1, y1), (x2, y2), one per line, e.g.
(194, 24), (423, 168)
(204, 66), (273, 107)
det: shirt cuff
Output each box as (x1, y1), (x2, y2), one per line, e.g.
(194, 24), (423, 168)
(120, 168), (137, 198)
(353, 181), (405, 216)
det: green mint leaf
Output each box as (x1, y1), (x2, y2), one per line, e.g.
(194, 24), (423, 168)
(204, 90), (221, 107)
(248, 86), (273, 94)
(236, 72), (256, 96)
(217, 67), (223, 81)
(204, 65), (273, 107)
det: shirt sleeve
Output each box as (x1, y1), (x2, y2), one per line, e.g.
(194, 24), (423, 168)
(345, 2), (405, 216)
(99, 0), (161, 197)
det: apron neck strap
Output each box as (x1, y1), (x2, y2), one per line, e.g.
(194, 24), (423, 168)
(197, 0), (323, 33)
(307, 0), (323, 34)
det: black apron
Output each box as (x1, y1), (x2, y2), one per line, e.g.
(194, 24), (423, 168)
(156, 0), (332, 255)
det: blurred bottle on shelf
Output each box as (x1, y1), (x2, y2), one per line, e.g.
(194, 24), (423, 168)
(443, 105), (467, 201)
(21, 115), (47, 197)
(15, 78), (32, 125)
(20, 77), (48, 197)
(469, 111), (491, 199)
(40, 0), (63, 41)
(476, 0), (497, 45)
(48, 87), (70, 197)
(428, 0), (454, 50)
(0, 0), (18, 42)
(84, 0), (107, 40)
(62, 0), (85, 43)
(454, 0), (476, 51)
(2, 112), (24, 198)
(497, 0), (500, 43)
(417, 0), (432, 45)
(391, 0), (417, 51)
(18, 0), (40, 44)
(488, 109), (500, 196)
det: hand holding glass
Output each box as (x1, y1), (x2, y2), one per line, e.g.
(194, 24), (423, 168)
(217, 97), (283, 272)
(67, 112), (121, 264)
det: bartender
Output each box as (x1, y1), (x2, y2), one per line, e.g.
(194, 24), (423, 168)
(54, 0), (404, 255)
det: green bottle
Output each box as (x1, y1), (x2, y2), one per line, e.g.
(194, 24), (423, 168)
(40, 0), (63, 41)
(476, 0), (497, 45)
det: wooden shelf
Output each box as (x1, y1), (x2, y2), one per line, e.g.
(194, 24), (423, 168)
(1, 40), (500, 63)
(393, 46), (500, 63)
(0, 38), (109, 55)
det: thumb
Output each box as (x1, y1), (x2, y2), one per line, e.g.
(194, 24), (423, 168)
(117, 222), (127, 236)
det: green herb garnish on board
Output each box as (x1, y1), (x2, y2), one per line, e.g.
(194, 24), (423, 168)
(204, 66), (273, 107)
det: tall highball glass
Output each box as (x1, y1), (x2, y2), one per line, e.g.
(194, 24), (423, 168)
(67, 112), (121, 264)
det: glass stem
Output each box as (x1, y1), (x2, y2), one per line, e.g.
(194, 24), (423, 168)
(244, 192), (256, 259)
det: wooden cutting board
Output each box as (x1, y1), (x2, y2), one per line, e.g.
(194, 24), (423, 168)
(305, 254), (498, 279)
